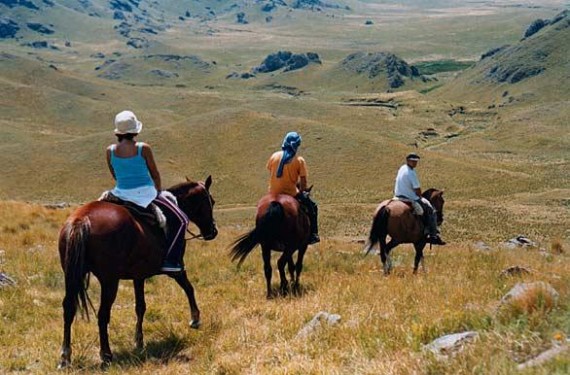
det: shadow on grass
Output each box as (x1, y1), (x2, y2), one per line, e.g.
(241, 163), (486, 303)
(112, 331), (191, 368)
(269, 281), (316, 299)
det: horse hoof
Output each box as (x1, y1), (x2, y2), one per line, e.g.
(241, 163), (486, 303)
(100, 361), (111, 371)
(57, 360), (70, 370)
(190, 320), (201, 329)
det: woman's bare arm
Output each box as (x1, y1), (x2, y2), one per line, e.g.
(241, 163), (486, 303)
(141, 143), (162, 191)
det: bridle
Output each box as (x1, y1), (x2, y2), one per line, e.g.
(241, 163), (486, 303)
(183, 182), (215, 242)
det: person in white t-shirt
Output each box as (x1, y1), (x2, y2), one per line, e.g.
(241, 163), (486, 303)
(394, 153), (445, 245)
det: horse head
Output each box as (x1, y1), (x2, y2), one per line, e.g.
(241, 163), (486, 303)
(169, 175), (218, 241)
(424, 189), (445, 226)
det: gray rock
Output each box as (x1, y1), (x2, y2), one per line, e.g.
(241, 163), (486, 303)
(480, 45), (510, 60)
(0, 272), (16, 288)
(150, 69), (178, 78)
(340, 52), (418, 88)
(517, 343), (569, 370)
(27, 23), (54, 35)
(236, 12), (248, 24)
(502, 235), (537, 249)
(1, 0), (39, 10)
(499, 265), (532, 278)
(424, 331), (479, 357)
(0, 18), (20, 39)
(524, 19), (549, 39)
(296, 311), (341, 339)
(473, 241), (492, 251)
(253, 51), (321, 74)
(126, 37), (148, 49)
(499, 282), (559, 310)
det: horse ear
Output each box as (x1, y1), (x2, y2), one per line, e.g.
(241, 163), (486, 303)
(306, 185), (313, 192)
(205, 175), (212, 190)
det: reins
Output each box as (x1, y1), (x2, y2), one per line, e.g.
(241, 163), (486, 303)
(183, 181), (215, 242)
(185, 227), (203, 241)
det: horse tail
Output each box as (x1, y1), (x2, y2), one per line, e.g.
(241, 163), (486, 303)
(365, 206), (389, 255)
(63, 217), (94, 320)
(230, 201), (284, 267)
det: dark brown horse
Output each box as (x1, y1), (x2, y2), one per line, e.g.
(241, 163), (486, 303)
(230, 193), (311, 299)
(365, 189), (445, 275)
(58, 177), (217, 369)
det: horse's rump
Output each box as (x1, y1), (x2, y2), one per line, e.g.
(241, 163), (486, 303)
(257, 194), (310, 246)
(375, 199), (423, 243)
(60, 201), (165, 279)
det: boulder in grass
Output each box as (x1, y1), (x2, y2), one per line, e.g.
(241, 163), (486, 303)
(473, 241), (492, 251)
(499, 265), (532, 278)
(501, 235), (537, 249)
(296, 311), (341, 339)
(423, 331), (479, 357)
(498, 282), (559, 317)
(517, 343), (569, 370)
(0, 272), (16, 288)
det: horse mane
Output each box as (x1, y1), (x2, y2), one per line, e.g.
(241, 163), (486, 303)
(422, 188), (438, 200)
(168, 181), (200, 196)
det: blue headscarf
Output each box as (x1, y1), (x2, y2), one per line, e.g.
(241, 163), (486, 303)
(276, 131), (302, 178)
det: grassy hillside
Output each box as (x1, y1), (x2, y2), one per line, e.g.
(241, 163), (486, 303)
(0, 198), (568, 373)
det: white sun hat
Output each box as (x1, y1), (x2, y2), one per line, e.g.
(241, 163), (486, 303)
(114, 110), (143, 134)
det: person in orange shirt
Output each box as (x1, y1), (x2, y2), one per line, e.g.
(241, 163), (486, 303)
(267, 131), (320, 244)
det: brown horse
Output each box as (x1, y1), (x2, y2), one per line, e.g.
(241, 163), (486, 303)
(57, 177), (217, 369)
(365, 189), (445, 275)
(230, 193), (311, 299)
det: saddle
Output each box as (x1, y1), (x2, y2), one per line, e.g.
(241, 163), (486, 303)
(390, 197), (429, 234)
(98, 191), (167, 235)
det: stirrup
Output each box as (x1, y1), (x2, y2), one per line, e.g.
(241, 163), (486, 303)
(160, 262), (184, 273)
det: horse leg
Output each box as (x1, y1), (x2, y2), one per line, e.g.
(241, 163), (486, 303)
(58, 290), (78, 369)
(261, 245), (273, 299)
(133, 279), (146, 350)
(98, 279), (119, 368)
(277, 252), (289, 295)
(293, 246), (307, 295)
(413, 242), (427, 274)
(287, 255), (295, 287)
(379, 235), (389, 275)
(170, 271), (201, 329)
(385, 239), (399, 274)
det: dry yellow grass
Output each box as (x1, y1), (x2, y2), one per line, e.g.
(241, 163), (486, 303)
(0, 200), (568, 374)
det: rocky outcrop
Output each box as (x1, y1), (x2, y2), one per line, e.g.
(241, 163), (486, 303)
(27, 22), (54, 35)
(236, 12), (248, 24)
(253, 51), (321, 73)
(524, 19), (549, 38)
(109, 0), (136, 13)
(126, 37), (148, 49)
(1, 0), (39, 10)
(340, 52), (420, 88)
(150, 69), (178, 78)
(23, 40), (59, 50)
(0, 17), (20, 39)
(475, 10), (568, 85)
(480, 45), (510, 60)
(292, 0), (350, 11)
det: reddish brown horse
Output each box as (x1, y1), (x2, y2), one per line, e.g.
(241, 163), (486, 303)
(58, 177), (217, 369)
(365, 189), (445, 275)
(230, 193), (311, 299)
